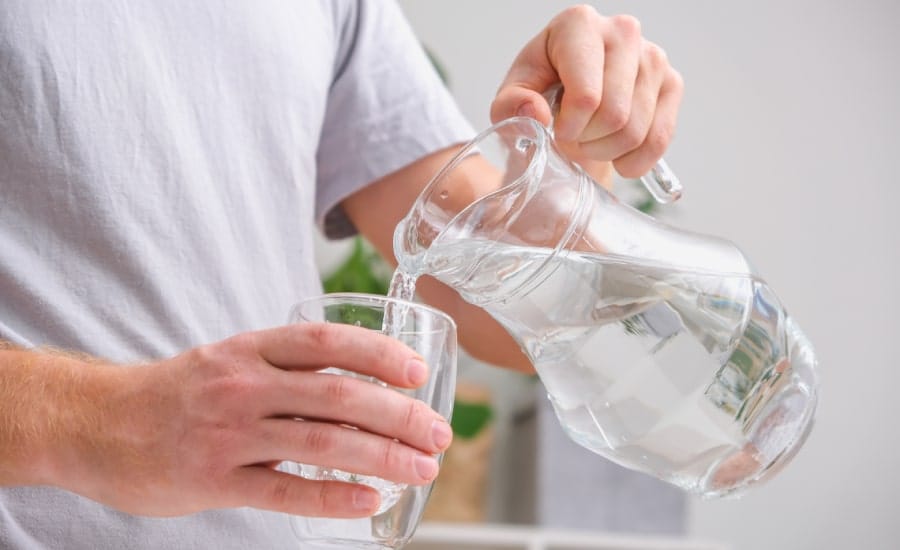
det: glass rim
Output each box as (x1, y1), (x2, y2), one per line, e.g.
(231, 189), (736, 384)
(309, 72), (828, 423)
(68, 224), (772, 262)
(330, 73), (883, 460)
(289, 292), (457, 332)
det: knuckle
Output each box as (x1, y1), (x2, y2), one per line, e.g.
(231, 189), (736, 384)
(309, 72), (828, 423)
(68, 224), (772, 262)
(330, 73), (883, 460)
(561, 4), (598, 23)
(189, 342), (222, 372)
(646, 123), (674, 156)
(314, 481), (347, 515)
(379, 439), (402, 472)
(303, 425), (337, 455)
(269, 476), (294, 509)
(610, 14), (642, 37)
(600, 101), (630, 132)
(309, 322), (340, 351)
(572, 89), (603, 114)
(191, 334), (257, 378)
(187, 360), (259, 413)
(315, 482), (330, 513)
(323, 374), (356, 407)
(402, 399), (422, 431)
(643, 42), (669, 69)
(226, 332), (257, 352)
(619, 123), (646, 151)
(204, 366), (259, 407)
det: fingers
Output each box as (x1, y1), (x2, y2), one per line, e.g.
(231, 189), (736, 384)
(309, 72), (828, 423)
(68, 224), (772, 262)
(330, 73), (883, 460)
(561, 37), (681, 175)
(612, 66), (683, 178)
(253, 323), (428, 388)
(576, 42), (669, 161)
(230, 466), (382, 518)
(491, 6), (612, 134)
(492, 6), (682, 174)
(266, 370), (452, 455)
(553, 13), (641, 142)
(246, 418), (441, 486)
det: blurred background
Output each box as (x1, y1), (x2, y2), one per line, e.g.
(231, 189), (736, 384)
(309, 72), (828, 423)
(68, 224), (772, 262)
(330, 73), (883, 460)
(321, 1), (900, 548)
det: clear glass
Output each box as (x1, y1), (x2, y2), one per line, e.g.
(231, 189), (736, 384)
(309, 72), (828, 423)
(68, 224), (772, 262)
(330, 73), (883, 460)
(393, 117), (818, 498)
(287, 293), (457, 549)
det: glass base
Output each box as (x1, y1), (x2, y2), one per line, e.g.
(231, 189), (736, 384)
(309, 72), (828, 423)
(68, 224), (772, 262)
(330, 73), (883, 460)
(292, 537), (400, 550)
(701, 375), (818, 498)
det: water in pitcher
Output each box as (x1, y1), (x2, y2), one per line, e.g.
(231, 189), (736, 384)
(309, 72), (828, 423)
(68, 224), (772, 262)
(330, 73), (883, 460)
(395, 238), (817, 497)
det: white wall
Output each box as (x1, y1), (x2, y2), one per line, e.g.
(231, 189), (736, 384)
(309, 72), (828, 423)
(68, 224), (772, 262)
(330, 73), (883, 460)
(398, 1), (900, 549)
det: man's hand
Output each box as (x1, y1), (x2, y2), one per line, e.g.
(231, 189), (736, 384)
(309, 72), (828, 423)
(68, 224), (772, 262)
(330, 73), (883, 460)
(491, 5), (684, 182)
(0, 324), (452, 518)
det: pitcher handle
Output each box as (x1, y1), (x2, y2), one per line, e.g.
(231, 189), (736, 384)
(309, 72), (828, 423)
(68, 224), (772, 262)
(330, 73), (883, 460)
(541, 84), (683, 204)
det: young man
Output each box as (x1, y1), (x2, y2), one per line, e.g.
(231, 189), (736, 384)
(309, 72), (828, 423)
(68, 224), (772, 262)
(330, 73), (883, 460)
(0, 2), (682, 548)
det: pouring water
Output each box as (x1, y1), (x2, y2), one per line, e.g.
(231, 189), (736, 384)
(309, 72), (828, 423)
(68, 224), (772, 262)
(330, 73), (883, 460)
(390, 113), (818, 498)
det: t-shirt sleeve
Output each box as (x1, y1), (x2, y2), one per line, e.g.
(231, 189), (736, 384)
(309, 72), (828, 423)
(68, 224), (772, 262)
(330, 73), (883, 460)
(315, 0), (475, 239)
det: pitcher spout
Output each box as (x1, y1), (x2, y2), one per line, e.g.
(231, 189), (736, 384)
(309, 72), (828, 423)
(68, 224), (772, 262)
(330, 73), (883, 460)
(393, 116), (555, 277)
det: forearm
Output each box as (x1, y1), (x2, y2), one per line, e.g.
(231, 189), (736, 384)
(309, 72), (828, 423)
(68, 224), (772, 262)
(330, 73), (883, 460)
(0, 344), (137, 491)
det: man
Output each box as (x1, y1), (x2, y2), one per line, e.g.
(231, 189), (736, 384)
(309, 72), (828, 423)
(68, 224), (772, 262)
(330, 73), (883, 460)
(0, 1), (682, 548)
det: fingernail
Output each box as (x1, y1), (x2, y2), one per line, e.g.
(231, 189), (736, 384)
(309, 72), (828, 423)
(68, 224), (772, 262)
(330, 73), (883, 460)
(353, 487), (380, 512)
(414, 454), (439, 481)
(406, 358), (428, 385)
(432, 420), (452, 450)
(515, 101), (536, 118)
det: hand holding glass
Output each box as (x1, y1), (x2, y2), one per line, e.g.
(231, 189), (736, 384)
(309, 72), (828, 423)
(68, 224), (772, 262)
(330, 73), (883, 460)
(288, 293), (457, 549)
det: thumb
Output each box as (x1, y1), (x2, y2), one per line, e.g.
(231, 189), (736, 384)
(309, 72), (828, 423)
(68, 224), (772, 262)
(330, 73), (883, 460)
(490, 26), (558, 127)
(490, 85), (554, 127)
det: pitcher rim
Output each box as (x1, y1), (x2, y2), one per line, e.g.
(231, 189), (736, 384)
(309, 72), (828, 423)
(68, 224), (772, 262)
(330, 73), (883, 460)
(396, 116), (551, 265)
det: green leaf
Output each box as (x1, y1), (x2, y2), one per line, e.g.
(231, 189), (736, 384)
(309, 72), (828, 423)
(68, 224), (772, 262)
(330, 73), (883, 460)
(450, 400), (493, 439)
(322, 237), (390, 295)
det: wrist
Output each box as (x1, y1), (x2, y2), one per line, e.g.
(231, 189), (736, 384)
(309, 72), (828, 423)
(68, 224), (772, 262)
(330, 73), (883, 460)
(0, 350), (134, 491)
(46, 360), (158, 506)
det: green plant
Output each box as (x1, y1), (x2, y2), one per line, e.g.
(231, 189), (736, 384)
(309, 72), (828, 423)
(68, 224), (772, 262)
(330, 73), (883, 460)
(450, 400), (493, 439)
(322, 238), (391, 296)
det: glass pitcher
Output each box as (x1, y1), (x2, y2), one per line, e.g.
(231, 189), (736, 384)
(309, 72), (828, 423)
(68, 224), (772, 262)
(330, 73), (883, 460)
(392, 101), (818, 498)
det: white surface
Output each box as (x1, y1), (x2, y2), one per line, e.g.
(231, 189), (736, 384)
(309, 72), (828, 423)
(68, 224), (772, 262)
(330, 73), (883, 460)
(398, 1), (900, 549)
(408, 523), (730, 550)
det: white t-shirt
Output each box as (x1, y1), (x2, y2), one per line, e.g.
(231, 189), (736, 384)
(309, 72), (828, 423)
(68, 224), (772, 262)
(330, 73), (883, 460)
(0, 1), (473, 548)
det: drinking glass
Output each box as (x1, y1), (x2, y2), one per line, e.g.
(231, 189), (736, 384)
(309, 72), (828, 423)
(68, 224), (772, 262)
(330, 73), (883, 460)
(287, 293), (457, 549)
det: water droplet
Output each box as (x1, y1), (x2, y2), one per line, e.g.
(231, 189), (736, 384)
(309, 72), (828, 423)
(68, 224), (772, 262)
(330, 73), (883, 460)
(527, 341), (544, 358)
(515, 137), (534, 152)
(439, 190), (449, 200)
